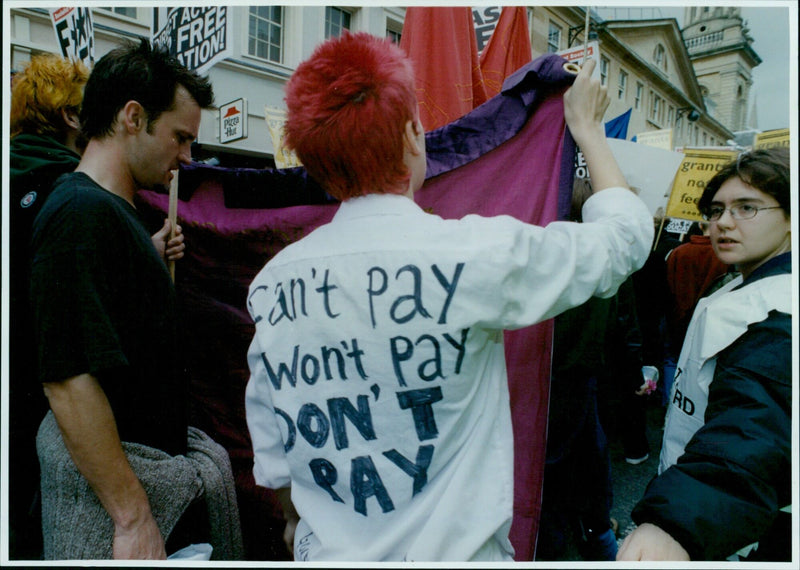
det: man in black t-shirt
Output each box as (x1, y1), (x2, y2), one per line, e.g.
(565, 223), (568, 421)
(30, 39), (214, 560)
(8, 53), (187, 560)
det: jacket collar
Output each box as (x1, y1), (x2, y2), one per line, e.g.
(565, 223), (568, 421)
(333, 193), (423, 222)
(738, 251), (791, 287)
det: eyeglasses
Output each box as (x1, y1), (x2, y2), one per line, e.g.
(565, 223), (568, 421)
(702, 204), (783, 222)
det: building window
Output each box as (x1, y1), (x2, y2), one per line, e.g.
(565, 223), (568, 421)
(248, 6), (283, 63)
(386, 14), (402, 44)
(654, 44), (667, 71)
(635, 82), (643, 110)
(326, 7), (351, 39)
(100, 7), (137, 18)
(668, 106), (674, 125)
(702, 132), (707, 146)
(649, 91), (659, 122)
(547, 22), (562, 53)
(600, 56), (609, 86)
(617, 70), (627, 99)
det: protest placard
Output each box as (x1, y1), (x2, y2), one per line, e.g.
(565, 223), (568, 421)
(557, 41), (601, 78)
(151, 7), (233, 75)
(576, 138), (683, 216)
(753, 128), (790, 150)
(50, 7), (94, 66)
(665, 148), (737, 222)
(265, 107), (303, 168)
(636, 129), (673, 150)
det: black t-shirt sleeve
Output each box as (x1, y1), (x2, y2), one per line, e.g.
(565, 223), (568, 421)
(31, 188), (130, 383)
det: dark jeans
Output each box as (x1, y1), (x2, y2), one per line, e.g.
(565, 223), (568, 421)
(537, 376), (615, 561)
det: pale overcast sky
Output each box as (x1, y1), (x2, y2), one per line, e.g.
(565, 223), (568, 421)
(594, 3), (794, 131)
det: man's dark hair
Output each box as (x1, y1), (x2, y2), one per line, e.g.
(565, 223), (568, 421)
(80, 37), (214, 140)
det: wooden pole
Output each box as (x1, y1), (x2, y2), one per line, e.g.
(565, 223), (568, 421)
(584, 7), (591, 64)
(653, 216), (666, 252)
(168, 170), (179, 281)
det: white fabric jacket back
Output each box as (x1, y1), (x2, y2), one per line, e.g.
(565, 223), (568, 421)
(245, 189), (652, 561)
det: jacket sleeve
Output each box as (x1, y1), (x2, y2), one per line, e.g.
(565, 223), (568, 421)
(466, 187), (653, 330)
(632, 311), (791, 560)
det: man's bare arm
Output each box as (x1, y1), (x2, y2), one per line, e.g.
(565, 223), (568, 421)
(43, 373), (166, 559)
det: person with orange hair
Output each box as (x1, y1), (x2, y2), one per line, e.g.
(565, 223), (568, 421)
(8, 53), (90, 559)
(245, 32), (653, 561)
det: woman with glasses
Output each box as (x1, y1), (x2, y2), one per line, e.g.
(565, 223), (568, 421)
(618, 147), (791, 561)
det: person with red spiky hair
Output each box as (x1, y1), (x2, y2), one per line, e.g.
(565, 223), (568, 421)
(245, 31), (653, 562)
(283, 31), (422, 201)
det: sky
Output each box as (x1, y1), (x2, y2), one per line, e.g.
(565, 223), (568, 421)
(593, 3), (795, 132)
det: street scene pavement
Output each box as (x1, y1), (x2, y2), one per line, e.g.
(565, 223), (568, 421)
(556, 402), (667, 561)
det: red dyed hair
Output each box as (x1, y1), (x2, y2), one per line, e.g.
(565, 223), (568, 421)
(284, 32), (418, 200)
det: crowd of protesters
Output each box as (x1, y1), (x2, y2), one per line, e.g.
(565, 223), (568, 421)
(6, 33), (791, 564)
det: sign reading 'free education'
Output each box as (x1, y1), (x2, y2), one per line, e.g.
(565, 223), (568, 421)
(151, 7), (233, 75)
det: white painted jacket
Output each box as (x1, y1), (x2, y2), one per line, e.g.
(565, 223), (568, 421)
(245, 188), (652, 561)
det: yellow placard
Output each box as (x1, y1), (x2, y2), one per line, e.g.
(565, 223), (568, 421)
(665, 149), (737, 221)
(636, 129), (673, 150)
(264, 106), (303, 169)
(753, 128), (790, 150)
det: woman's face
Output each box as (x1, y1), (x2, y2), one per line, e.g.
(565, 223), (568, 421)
(708, 177), (791, 278)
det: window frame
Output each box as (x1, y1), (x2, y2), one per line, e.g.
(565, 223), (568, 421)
(325, 6), (352, 39)
(617, 69), (628, 100)
(547, 21), (562, 53)
(247, 5), (285, 65)
(654, 44), (667, 72)
(634, 82), (643, 110)
(599, 56), (609, 86)
(97, 6), (141, 22)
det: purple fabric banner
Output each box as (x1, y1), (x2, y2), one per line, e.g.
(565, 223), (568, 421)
(137, 53), (576, 561)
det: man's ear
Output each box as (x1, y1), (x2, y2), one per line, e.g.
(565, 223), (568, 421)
(121, 100), (147, 133)
(60, 107), (81, 132)
(403, 119), (423, 156)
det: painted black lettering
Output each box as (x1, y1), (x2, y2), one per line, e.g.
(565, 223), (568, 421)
(301, 353), (320, 385)
(383, 445), (434, 497)
(297, 403), (329, 448)
(367, 266), (388, 328)
(309, 458), (344, 504)
(261, 347), (298, 390)
(315, 269), (340, 319)
(351, 455), (394, 516)
(274, 407), (296, 452)
(431, 263), (464, 324)
(442, 328), (469, 374)
(390, 336), (412, 387)
(396, 387), (444, 441)
(327, 395), (376, 451)
(415, 334), (444, 382)
(390, 265), (432, 324)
